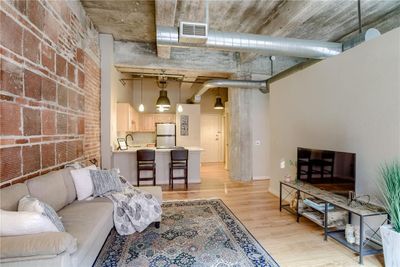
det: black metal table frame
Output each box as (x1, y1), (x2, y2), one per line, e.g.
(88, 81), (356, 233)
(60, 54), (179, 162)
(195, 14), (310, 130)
(279, 181), (389, 265)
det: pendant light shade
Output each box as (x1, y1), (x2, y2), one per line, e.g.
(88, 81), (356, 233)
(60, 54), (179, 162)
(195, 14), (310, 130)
(214, 96), (224, 110)
(177, 104), (183, 113)
(138, 103), (144, 112)
(156, 90), (171, 109)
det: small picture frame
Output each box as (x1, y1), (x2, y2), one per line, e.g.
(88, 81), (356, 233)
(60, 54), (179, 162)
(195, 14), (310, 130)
(117, 138), (128, 150)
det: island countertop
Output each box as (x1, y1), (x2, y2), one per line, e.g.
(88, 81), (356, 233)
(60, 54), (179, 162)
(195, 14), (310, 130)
(113, 146), (203, 153)
(112, 146), (202, 185)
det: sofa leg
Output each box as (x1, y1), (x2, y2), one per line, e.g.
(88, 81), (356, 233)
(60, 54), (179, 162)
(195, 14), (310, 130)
(155, 222), (160, 229)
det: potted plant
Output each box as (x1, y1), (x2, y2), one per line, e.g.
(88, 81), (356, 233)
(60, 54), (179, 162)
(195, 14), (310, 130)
(379, 161), (400, 267)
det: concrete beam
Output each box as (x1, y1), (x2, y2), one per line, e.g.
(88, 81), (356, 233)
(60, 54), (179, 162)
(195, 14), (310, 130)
(155, 0), (177, 59)
(114, 41), (237, 74)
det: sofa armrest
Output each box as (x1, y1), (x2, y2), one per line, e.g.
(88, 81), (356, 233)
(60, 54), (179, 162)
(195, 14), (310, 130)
(0, 232), (77, 259)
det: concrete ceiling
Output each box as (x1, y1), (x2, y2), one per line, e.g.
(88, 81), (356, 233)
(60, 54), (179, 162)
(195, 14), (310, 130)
(81, 0), (400, 45)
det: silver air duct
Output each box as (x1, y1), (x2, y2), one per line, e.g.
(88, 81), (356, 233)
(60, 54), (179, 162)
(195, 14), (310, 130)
(157, 26), (342, 59)
(191, 79), (267, 103)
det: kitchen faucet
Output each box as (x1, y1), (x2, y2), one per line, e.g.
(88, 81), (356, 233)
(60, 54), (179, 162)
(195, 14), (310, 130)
(125, 134), (134, 147)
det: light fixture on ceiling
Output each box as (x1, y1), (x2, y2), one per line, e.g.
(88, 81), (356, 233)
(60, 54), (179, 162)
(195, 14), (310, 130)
(214, 88), (224, 110)
(156, 73), (171, 112)
(138, 76), (144, 112)
(177, 81), (183, 113)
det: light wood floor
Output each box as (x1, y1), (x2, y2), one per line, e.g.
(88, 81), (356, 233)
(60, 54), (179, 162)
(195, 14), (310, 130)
(162, 163), (384, 267)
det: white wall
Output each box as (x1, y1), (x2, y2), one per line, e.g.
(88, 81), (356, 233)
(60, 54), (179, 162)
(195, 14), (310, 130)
(176, 104), (201, 147)
(269, 28), (400, 197)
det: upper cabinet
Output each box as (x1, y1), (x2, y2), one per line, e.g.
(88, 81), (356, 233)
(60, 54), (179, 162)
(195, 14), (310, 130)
(118, 103), (176, 133)
(117, 103), (138, 133)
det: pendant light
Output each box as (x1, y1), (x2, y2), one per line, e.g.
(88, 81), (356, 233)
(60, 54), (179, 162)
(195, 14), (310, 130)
(177, 81), (183, 113)
(138, 76), (144, 112)
(156, 74), (171, 111)
(214, 88), (224, 110)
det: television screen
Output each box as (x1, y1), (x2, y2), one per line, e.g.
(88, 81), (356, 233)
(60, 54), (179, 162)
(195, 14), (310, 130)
(297, 147), (356, 196)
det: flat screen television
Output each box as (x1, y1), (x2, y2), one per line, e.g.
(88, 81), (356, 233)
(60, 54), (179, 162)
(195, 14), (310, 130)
(297, 147), (356, 196)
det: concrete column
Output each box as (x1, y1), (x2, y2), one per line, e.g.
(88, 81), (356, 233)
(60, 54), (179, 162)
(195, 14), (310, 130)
(228, 74), (253, 181)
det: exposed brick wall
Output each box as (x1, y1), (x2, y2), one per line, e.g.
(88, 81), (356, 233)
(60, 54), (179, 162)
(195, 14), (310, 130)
(0, 0), (101, 186)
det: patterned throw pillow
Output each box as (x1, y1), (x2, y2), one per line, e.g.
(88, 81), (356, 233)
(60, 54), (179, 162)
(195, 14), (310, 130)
(18, 195), (65, 232)
(90, 169), (123, 197)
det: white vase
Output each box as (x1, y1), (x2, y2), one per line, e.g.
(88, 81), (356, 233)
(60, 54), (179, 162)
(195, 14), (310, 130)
(380, 224), (400, 267)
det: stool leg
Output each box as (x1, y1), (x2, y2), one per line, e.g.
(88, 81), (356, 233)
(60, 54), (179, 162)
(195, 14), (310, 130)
(137, 169), (139, 187)
(185, 167), (188, 190)
(153, 168), (156, 186)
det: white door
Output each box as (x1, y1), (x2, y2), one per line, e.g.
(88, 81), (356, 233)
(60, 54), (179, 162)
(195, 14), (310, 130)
(201, 114), (224, 163)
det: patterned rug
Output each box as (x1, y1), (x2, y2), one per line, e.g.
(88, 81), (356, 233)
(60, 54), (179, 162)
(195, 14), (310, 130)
(94, 199), (279, 267)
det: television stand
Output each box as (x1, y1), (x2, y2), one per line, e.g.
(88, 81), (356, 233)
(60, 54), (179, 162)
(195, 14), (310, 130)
(280, 180), (389, 265)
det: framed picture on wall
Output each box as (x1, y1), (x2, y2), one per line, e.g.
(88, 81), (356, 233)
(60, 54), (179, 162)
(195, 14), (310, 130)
(117, 138), (128, 150)
(180, 115), (189, 136)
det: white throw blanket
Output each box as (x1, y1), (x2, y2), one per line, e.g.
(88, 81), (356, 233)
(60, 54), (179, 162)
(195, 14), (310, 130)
(106, 183), (162, 235)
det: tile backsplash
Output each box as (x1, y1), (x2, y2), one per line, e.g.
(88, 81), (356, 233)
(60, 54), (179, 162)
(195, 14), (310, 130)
(128, 132), (156, 145)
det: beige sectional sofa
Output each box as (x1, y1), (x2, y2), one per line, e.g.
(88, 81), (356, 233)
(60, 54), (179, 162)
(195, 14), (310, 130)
(0, 167), (162, 267)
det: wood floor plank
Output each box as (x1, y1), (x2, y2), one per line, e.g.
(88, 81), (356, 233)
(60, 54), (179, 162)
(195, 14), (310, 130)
(161, 163), (384, 267)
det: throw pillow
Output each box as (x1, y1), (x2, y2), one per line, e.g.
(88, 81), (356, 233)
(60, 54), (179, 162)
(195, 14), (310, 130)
(70, 165), (98, 200)
(18, 196), (65, 232)
(0, 209), (58, 236)
(90, 169), (123, 197)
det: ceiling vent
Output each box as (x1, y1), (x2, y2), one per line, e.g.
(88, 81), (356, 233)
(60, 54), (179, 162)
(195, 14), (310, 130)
(179, 21), (208, 44)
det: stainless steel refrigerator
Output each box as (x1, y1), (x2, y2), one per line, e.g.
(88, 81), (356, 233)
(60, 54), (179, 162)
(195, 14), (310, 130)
(156, 123), (176, 148)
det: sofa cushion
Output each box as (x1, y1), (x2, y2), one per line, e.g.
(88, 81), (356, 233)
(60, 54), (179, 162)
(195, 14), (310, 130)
(0, 232), (77, 259)
(25, 171), (68, 212)
(58, 198), (113, 265)
(0, 183), (29, 211)
(59, 168), (77, 204)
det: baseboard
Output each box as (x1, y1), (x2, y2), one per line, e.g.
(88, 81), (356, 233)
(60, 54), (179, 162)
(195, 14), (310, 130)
(253, 176), (270, 181)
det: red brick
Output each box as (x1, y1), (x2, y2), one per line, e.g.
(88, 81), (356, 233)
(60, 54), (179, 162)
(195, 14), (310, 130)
(42, 109), (56, 135)
(41, 43), (55, 72)
(23, 30), (41, 64)
(22, 145), (40, 174)
(41, 143), (55, 168)
(67, 62), (75, 83)
(1, 59), (24, 96)
(27, 0), (45, 30)
(67, 115), (77, 134)
(56, 141), (67, 164)
(77, 140), (83, 157)
(0, 147), (22, 181)
(78, 69), (84, 89)
(41, 77), (56, 102)
(56, 112), (67, 134)
(15, 139), (28, 144)
(78, 117), (84, 134)
(68, 90), (78, 110)
(0, 94), (14, 101)
(0, 11), (23, 55)
(57, 84), (68, 107)
(0, 102), (21, 135)
(56, 55), (66, 77)
(11, 0), (27, 15)
(23, 108), (41, 135)
(24, 69), (42, 100)
(76, 48), (84, 66)
(77, 93), (84, 111)
(43, 11), (59, 44)
(66, 140), (77, 161)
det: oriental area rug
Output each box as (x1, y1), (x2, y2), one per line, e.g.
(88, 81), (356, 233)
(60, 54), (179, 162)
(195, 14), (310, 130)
(94, 199), (279, 267)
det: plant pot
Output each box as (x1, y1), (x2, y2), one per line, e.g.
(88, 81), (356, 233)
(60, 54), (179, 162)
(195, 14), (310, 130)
(380, 224), (400, 267)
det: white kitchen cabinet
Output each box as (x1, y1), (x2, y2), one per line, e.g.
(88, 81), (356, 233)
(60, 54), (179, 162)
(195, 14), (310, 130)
(154, 114), (175, 124)
(117, 103), (138, 133)
(138, 113), (176, 132)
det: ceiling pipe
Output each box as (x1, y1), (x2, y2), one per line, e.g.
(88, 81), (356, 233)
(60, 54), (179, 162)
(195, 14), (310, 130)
(157, 26), (342, 59)
(190, 79), (267, 103)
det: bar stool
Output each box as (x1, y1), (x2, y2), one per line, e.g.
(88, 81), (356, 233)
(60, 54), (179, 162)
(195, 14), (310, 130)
(169, 149), (188, 190)
(137, 149), (156, 186)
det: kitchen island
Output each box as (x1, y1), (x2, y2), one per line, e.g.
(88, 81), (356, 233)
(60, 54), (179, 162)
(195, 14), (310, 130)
(112, 147), (203, 185)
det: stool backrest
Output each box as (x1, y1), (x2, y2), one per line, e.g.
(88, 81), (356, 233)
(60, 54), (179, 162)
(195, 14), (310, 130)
(137, 149), (155, 161)
(171, 149), (188, 162)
